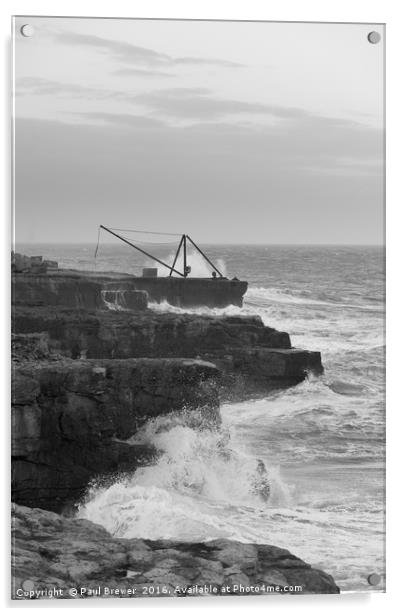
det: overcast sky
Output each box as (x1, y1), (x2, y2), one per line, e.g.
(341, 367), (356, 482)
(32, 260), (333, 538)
(13, 17), (384, 244)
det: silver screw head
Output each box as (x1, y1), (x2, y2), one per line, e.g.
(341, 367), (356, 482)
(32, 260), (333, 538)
(367, 573), (381, 586)
(20, 24), (34, 37)
(367, 31), (381, 44)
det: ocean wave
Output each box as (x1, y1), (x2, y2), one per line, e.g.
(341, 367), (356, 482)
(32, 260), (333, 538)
(246, 287), (384, 312)
(326, 380), (366, 396)
(78, 410), (290, 540)
(148, 300), (243, 318)
(221, 383), (385, 464)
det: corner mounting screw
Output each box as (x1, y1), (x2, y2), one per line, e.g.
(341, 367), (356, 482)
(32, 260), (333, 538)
(20, 24), (34, 37)
(367, 31), (381, 44)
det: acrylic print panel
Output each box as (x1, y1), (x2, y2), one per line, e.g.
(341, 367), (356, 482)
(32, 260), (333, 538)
(12, 16), (385, 598)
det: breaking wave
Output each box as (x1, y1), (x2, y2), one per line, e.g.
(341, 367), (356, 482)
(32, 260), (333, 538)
(78, 411), (289, 541)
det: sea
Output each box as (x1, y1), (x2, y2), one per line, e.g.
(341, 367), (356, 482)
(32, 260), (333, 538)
(17, 242), (386, 593)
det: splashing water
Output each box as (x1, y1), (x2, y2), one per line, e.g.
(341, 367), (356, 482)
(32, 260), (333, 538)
(165, 248), (227, 278)
(100, 289), (128, 311)
(78, 411), (289, 541)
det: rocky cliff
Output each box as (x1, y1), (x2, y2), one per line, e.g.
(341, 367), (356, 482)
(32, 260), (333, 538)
(12, 267), (323, 511)
(13, 306), (322, 393)
(12, 357), (219, 511)
(12, 504), (339, 598)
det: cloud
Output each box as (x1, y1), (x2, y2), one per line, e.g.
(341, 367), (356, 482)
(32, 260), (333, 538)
(17, 74), (378, 149)
(56, 30), (244, 70)
(112, 68), (174, 78)
(134, 87), (313, 120)
(17, 77), (313, 124)
(72, 111), (166, 129)
(57, 31), (171, 66)
(16, 77), (111, 100)
(174, 57), (243, 68)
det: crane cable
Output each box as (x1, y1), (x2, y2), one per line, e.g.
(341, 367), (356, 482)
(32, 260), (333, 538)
(109, 227), (181, 237)
(95, 226), (182, 258)
(94, 226), (101, 259)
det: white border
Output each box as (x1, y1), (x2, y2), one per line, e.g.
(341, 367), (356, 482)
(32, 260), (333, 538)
(2, 1), (401, 614)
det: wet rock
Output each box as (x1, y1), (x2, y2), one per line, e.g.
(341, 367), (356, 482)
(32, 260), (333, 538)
(11, 504), (340, 599)
(260, 570), (288, 586)
(209, 539), (258, 568)
(101, 290), (148, 311)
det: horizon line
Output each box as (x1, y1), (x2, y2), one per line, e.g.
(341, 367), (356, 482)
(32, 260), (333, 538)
(14, 241), (385, 247)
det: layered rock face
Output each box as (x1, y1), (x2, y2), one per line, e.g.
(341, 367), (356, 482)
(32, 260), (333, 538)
(12, 274), (149, 311)
(12, 358), (219, 511)
(13, 307), (291, 356)
(12, 505), (340, 598)
(12, 270), (247, 309)
(13, 307), (323, 391)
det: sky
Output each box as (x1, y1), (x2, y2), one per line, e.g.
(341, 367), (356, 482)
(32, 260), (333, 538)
(13, 17), (384, 244)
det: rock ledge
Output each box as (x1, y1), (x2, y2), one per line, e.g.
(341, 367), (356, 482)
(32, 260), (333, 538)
(12, 504), (339, 599)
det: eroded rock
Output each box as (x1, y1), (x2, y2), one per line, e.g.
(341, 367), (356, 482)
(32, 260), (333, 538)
(11, 504), (340, 599)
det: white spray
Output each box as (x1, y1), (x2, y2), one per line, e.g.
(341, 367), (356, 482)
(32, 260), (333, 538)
(77, 410), (289, 541)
